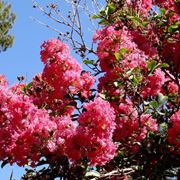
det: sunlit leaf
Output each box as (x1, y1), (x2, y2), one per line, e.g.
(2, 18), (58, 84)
(85, 171), (100, 178)
(157, 93), (168, 105)
(83, 59), (95, 65)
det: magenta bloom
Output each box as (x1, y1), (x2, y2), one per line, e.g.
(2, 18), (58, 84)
(168, 110), (180, 148)
(67, 97), (117, 166)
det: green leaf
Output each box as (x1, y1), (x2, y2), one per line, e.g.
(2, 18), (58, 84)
(168, 24), (179, 33)
(115, 52), (121, 61)
(105, 6), (109, 16)
(119, 48), (127, 55)
(156, 110), (165, 115)
(142, 21), (149, 26)
(147, 60), (157, 73)
(99, 19), (109, 25)
(99, 9), (105, 16)
(167, 37), (174, 43)
(144, 101), (150, 105)
(160, 122), (168, 132)
(148, 131), (155, 138)
(157, 93), (168, 105)
(154, 63), (169, 70)
(147, 61), (169, 75)
(104, 3), (116, 16)
(85, 171), (100, 178)
(129, 75), (142, 85)
(26, 82), (33, 89)
(91, 14), (101, 19)
(107, 3), (116, 14)
(115, 48), (127, 61)
(149, 101), (158, 109)
(127, 15), (143, 27)
(160, 8), (166, 16)
(118, 151), (125, 157)
(83, 59), (94, 65)
(159, 63), (169, 68)
(157, 21), (165, 27)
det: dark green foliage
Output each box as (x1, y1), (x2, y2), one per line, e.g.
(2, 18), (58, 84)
(0, 0), (16, 52)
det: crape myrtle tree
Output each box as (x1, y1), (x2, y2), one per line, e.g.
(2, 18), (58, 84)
(0, 0), (16, 52)
(0, 0), (179, 179)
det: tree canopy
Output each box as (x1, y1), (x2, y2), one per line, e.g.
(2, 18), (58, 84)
(0, 0), (16, 52)
(0, 0), (180, 179)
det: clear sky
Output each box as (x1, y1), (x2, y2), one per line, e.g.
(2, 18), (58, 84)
(0, 0), (103, 179)
(0, 0), (59, 85)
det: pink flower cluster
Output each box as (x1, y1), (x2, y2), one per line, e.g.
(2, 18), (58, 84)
(152, 0), (180, 73)
(113, 100), (158, 153)
(30, 39), (95, 115)
(98, 70), (123, 98)
(154, 0), (179, 12)
(113, 101), (138, 142)
(94, 24), (164, 153)
(167, 81), (179, 95)
(0, 80), (56, 166)
(162, 41), (180, 73)
(130, 31), (158, 58)
(0, 76), (117, 167)
(126, 0), (153, 17)
(44, 115), (77, 156)
(0, 39), (121, 167)
(41, 98), (117, 166)
(0, 82), (117, 167)
(168, 110), (180, 148)
(95, 24), (166, 101)
(0, 9), (179, 170)
(93, 26), (148, 72)
(67, 98), (117, 166)
(141, 68), (166, 98)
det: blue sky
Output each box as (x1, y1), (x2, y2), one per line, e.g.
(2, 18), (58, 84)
(0, 0), (59, 85)
(0, 0), (103, 179)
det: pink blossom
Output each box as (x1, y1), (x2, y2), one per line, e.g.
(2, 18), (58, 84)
(67, 97), (117, 166)
(140, 114), (158, 132)
(113, 101), (138, 142)
(40, 38), (70, 64)
(167, 81), (179, 94)
(78, 97), (116, 138)
(141, 68), (166, 98)
(94, 25), (148, 72)
(130, 31), (158, 58)
(30, 39), (95, 115)
(168, 110), (180, 148)
(126, 0), (152, 17)
(0, 85), (56, 166)
(45, 115), (77, 156)
(154, 0), (179, 12)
